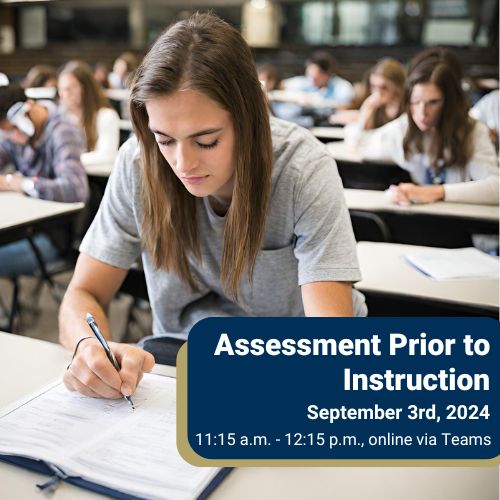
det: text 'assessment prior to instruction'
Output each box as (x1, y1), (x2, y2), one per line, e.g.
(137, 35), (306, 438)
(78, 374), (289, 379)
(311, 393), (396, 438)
(183, 317), (499, 462)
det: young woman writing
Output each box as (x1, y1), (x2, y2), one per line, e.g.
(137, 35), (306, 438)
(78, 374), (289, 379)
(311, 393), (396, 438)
(59, 13), (365, 400)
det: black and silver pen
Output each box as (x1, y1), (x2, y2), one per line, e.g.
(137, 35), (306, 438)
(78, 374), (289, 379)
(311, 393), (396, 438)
(85, 313), (135, 410)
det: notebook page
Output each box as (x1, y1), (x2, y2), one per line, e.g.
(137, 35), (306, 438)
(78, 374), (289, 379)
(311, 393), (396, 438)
(0, 373), (217, 500)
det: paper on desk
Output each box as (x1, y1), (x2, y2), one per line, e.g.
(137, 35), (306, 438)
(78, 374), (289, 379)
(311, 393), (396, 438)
(404, 247), (499, 280)
(0, 373), (217, 500)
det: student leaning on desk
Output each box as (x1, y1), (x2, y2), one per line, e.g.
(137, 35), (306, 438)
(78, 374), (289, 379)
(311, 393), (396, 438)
(0, 84), (89, 277)
(58, 13), (366, 400)
(349, 48), (499, 206)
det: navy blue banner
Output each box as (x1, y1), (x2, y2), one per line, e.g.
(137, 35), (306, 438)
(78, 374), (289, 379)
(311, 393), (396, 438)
(186, 318), (499, 460)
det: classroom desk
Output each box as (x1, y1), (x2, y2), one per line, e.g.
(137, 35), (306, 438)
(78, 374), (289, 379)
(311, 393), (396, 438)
(268, 89), (338, 109)
(327, 141), (411, 190)
(345, 189), (499, 247)
(0, 193), (84, 245)
(119, 119), (133, 131)
(345, 189), (499, 221)
(84, 162), (113, 178)
(355, 241), (499, 317)
(0, 332), (497, 500)
(104, 88), (130, 102)
(310, 126), (344, 142)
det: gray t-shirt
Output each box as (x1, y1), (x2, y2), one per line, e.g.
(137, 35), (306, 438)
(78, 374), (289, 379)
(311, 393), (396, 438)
(81, 117), (363, 337)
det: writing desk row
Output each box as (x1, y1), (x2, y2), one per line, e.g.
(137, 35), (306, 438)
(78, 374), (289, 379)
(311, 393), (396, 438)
(0, 331), (497, 500)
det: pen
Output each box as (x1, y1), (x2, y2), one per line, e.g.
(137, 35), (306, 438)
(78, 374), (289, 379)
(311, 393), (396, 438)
(85, 313), (135, 410)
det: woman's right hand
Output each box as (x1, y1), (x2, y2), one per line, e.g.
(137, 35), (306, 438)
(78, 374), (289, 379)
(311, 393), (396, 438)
(63, 339), (155, 399)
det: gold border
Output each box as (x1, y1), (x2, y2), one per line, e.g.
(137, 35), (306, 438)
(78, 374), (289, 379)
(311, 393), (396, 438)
(176, 344), (500, 467)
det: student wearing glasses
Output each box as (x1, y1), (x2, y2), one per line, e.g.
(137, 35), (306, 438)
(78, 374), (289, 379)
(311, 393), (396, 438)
(355, 48), (498, 206)
(58, 13), (366, 400)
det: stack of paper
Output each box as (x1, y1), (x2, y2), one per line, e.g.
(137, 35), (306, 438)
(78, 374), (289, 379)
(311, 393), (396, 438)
(404, 247), (499, 280)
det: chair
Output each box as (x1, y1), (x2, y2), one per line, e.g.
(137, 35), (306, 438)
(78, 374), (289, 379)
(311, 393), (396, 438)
(349, 210), (392, 243)
(4, 225), (78, 333)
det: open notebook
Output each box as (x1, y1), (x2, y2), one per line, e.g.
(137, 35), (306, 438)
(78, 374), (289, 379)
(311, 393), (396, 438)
(0, 373), (228, 499)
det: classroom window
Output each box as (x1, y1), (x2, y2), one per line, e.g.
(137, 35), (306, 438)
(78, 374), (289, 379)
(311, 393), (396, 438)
(279, 0), (497, 47)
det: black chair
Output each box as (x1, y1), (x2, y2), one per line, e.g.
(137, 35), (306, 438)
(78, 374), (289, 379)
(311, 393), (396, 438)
(5, 234), (78, 333)
(349, 210), (392, 242)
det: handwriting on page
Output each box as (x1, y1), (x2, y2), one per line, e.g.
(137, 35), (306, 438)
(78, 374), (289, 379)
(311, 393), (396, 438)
(0, 374), (214, 499)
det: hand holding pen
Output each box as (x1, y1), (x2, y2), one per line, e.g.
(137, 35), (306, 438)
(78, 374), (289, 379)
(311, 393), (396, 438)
(86, 313), (135, 409)
(63, 313), (155, 401)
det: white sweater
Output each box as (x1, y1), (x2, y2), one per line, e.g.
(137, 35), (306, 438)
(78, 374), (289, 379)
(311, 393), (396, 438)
(355, 114), (499, 205)
(80, 107), (120, 167)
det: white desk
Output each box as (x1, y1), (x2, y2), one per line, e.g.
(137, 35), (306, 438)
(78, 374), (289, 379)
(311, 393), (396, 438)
(84, 162), (113, 178)
(355, 242), (499, 312)
(268, 89), (337, 108)
(326, 142), (410, 191)
(345, 189), (499, 222)
(0, 193), (84, 236)
(311, 126), (344, 141)
(104, 88), (129, 102)
(327, 140), (395, 164)
(0, 332), (497, 500)
(119, 119), (133, 131)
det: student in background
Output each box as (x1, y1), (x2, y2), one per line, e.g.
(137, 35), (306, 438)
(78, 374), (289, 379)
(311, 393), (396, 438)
(356, 48), (498, 205)
(257, 63), (281, 92)
(283, 50), (354, 107)
(93, 62), (110, 90)
(59, 13), (365, 400)
(108, 52), (139, 90)
(108, 52), (139, 120)
(469, 89), (499, 152)
(0, 85), (88, 276)
(23, 64), (58, 89)
(58, 61), (120, 168)
(328, 71), (372, 126)
(343, 58), (405, 136)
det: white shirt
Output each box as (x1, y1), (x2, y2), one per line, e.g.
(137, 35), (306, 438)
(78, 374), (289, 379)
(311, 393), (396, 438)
(80, 107), (120, 167)
(470, 90), (499, 132)
(356, 114), (499, 205)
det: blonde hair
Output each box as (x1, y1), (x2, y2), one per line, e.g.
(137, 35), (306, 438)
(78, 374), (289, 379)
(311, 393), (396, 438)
(130, 13), (273, 301)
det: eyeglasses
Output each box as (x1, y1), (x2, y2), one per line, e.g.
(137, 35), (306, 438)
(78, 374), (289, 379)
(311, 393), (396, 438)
(409, 98), (444, 109)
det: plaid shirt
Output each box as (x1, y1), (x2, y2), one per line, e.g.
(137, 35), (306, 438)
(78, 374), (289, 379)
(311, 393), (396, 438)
(0, 101), (89, 203)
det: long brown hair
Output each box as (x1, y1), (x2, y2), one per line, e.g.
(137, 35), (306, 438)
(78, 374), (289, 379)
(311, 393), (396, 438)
(403, 48), (473, 169)
(130, 13), (273, 301)
(59, 60), (110, 151)
(365, 58), (405, 129)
